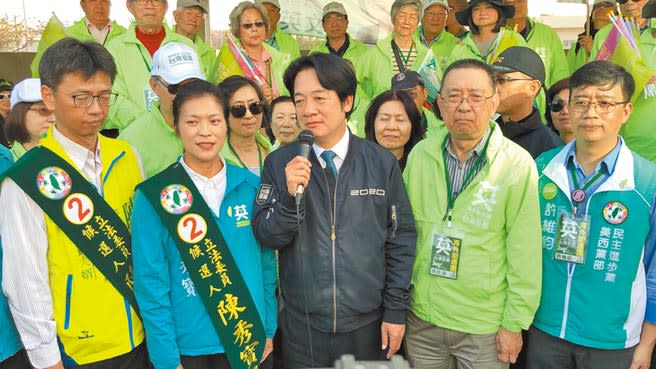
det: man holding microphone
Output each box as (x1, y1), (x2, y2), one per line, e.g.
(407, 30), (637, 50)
(252, 52), (417, 369)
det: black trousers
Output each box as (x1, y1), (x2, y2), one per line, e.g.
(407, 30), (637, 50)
(69, 343), (149, 369)
(0, 350), (31, 369)
(181, 352), (273, 369)
(280, 309), (385, 369)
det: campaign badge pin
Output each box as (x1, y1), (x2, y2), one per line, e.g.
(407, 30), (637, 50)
(542, 183), (558, 200)
(603, 201), (628, 225)
(160, 184), (193, 215)
(36, 166), (72, 200)
(256, 184), (273, 205)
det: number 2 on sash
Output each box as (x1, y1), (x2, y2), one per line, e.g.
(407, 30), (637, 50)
(177, 214), (208, 244)
(63, 193), (95, 225)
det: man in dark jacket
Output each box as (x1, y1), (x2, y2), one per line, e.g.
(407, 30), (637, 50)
(493, 46), (563, 158)
(252, 53), (417, 369)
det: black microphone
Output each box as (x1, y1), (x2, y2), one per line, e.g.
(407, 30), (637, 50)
(295, 130), (315, 206)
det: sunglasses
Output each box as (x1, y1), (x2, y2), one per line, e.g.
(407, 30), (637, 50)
(550, 99), (567, 113)
(0, 93), (11, 100)
(230, 102), (265, 118)
(241, 21), (265, 29)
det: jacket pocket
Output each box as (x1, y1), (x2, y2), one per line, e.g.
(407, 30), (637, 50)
(64, 274), (73, 330)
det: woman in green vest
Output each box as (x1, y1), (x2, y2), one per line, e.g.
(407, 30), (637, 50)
(4, 78), (54, 160)
(219, 76), (273, 176)
(448, 0), (523, 64)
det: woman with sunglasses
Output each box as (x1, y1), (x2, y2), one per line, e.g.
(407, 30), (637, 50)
(131, 80), (276, 369)
(219, 76), (272, 176)
(566, 0), (616, 74)
(447, 0), (526, 64)
(0, 79), (14, 148)
(4, 78), (54, 160)
(214, 1), (289, 104)
(545, 78), (574, 144)
(364, 90), (424, 171)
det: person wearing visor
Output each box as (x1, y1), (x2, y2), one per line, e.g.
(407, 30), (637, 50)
(545, 78), (573, 144)
(492, 46), (562, 158)
(219, 76), (272, 176)
(4, 78), (55, 160)
(119, 42), (205, 178)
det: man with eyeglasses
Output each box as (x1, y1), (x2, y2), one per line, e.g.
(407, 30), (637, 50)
(492, 46), (562, 159)
(308, 2), (367, 63)
(173, 0), (215, 79)
(588, 0), (656, 163)
(105, 0), (198, 132)
(0, 38), (148, 369)
(119, 42), (204, 178)
(527, 60), (656, 369)
(403, 59), (541, 369)
(30, 0), (127, 78)
(415, 0), (459, 71)
(254, 0), (301, 61)
(0, 79), (13, 148)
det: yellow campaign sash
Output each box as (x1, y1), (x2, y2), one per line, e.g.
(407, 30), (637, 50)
(138, 162), (265, 369)
(3, 147), (139, 313)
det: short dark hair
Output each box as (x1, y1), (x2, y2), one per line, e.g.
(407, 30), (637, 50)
(364, 90), (425, 170)
(172, 80), (224, 128)
(217, 75), (266, 122)
(4, 102), (32, 144)
(283, 52), (357, 118)
(441, 59), (496, 93)
(467, 2), (508, 35)
(265, 95), (295, 144)
(40, 38), (117, 90)
(570, 61), (635, 102)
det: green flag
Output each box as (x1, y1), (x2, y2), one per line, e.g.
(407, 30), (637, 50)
(31, 14), (68, 77)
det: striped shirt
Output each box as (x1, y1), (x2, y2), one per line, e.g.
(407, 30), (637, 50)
(391, 44), (417, 74)
(443, 127), (491, 199)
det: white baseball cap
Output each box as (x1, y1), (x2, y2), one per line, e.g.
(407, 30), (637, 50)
(10, 78), (42, 109)
(151, 42), (205, 85)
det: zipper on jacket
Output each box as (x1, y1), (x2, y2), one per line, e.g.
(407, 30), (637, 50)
(391, 205), (398, 238)
(560, 264), (576, 338)
(331, 176), (338, 333)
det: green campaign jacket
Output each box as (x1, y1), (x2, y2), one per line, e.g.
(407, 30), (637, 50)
(308, 34), (368, 64)
(31, 18), (127, 77)
(271, 25), (301, 61)
(173, 26), (217, 79)
(415, 26), (460, 72)
(105, 22), (197, 131)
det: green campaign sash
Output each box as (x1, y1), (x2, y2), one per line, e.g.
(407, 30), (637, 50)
(4, 147), (139, 313)
(139, 162), (266, 369)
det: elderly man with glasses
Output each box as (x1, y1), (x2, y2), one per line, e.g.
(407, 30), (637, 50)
(105, 0), (198, 132)
(403, 58), (541, 369)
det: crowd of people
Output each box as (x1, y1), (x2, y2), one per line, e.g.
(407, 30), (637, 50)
(0, 0), (655, 369)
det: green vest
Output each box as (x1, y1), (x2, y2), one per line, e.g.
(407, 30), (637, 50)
(534, 142), (656, 349)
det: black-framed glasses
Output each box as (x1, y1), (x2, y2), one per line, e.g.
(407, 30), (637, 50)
(28, 106), (53, 116)
(241, 21), (265, 29)
(230, 102), (265, 118)
(495, 76), (534, 85)
(0, 93), (10, 100)
(549, 99), (567, 113)
(71, 93), (118, 108)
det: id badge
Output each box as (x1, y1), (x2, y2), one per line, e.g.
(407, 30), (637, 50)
(144, 87), (158, 112)
(553, 211), (590, 264)
(429, 227), (464, 280)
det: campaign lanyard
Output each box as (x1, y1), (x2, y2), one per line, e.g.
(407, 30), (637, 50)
(228, 141), (263, 174)
(568, 164), (605, 215)
(392, 40), (414, 72)
(441, 134), (491, 227)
